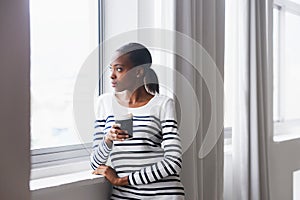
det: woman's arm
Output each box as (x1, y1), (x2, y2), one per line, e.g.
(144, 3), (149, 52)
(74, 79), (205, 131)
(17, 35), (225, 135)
(92, 165), (129, 186)
(90, 117), (112, 170)
(127, 98), (182, 186)
(90, 120), (130, 170)
(90, 95), (129, 174)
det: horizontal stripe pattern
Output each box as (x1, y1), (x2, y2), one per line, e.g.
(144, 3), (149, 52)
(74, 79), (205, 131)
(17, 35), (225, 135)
(90, 93), (184, 199)
(127, 118), (182, 186)
(90, 119), (111, 170)
(111, 175), (184, 199)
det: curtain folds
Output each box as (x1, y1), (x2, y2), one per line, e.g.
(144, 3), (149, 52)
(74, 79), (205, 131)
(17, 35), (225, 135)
(232, 0), (272, 200)
(175, 0), (225, 199)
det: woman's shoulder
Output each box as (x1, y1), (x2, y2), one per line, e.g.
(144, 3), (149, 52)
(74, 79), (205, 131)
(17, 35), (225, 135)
(155, 93), (175, 104)
(154, 94), (176, 119)
(95, 93), (114, 110)
(96, 92), (114, 102)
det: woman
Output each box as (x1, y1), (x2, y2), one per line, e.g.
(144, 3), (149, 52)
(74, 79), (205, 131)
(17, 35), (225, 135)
(90, 43), (185, 199)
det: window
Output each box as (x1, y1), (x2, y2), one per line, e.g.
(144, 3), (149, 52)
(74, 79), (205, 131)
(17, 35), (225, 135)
(102, 0), (175, 98)
(30, 0), (175, 174)
(30, 0), (99, 169)
(273, 0), (300, 141)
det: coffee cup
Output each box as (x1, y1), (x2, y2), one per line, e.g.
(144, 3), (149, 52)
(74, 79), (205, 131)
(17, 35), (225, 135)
(115, 113), (133, 138)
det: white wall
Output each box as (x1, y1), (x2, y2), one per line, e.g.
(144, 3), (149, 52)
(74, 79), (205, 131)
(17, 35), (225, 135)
(31, 180), (111, 200)
(269, 139), (300, 200)
(0, 0), (31, 200)
(222, 131), (300, 200)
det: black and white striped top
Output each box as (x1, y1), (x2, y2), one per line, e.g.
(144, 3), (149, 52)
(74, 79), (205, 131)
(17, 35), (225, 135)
(90, 93), (185, 200)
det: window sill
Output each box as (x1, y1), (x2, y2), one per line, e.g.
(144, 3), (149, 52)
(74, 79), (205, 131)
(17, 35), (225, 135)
(273, 120), (300, 142)
(30, 170), (105, 191)
(30, 161), (112, 200)
(30, 160), (107, 191)
(273, 132), (300, 142)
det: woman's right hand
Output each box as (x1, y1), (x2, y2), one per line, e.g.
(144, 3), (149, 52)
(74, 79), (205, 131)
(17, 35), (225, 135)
(105, 124), (129, 145)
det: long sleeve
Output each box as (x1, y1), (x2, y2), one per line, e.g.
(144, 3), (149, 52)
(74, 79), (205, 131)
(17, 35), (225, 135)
(90, 97), (112, 170)
(127, 98), (182, 185)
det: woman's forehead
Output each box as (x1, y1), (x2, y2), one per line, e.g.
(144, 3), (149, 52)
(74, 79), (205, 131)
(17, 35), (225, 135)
(110, 52), (132, 66)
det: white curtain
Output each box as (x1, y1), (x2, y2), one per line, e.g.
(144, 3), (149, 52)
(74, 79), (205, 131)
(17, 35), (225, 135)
(232, 0), (272, 199)
(175, 0), (225, 199)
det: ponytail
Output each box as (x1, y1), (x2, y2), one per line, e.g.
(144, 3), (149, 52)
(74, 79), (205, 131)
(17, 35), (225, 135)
(144, 67), (159, 94)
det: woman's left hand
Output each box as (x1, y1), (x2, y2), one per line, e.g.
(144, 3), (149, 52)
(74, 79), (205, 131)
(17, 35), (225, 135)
(92, 165), (128, 186)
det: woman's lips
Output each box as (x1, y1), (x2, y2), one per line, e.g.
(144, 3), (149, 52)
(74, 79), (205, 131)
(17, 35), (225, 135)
(111, 82), (117, 87)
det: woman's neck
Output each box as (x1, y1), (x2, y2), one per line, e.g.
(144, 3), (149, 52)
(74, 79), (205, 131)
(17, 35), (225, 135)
(115, 87), (154, 107)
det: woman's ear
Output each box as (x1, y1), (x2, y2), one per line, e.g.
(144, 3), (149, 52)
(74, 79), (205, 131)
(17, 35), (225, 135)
(136, 67), (145, 78)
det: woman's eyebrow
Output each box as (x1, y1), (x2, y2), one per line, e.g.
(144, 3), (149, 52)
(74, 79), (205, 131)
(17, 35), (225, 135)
(110, 64), (125, 67)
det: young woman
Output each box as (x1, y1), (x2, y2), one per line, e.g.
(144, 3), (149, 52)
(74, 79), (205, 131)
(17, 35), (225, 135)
(90, 43), (185, 199)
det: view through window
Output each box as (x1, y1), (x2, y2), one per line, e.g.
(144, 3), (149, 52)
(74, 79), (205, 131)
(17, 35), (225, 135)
(30, 0), (98, 150)
(273, 0), (300, 139)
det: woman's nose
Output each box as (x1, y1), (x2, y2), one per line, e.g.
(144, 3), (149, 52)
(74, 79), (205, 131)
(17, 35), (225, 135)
(110, 70), (116, 79)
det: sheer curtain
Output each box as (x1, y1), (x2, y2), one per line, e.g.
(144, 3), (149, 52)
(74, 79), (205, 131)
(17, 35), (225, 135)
(175, 0), (225, 199)
(232, 0), (272, 199)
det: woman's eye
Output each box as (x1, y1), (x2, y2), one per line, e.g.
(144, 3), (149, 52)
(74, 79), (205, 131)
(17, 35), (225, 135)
(117, 68), (123, 72)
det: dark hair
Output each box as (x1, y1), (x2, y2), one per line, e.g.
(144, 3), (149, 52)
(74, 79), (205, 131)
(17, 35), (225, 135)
(116, 43), (159, 94)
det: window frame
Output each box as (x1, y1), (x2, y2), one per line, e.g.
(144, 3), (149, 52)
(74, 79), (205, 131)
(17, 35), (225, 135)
(275, 0), (300, 16)
(30, 0), (104, 175)
(31, 143), (92, 169)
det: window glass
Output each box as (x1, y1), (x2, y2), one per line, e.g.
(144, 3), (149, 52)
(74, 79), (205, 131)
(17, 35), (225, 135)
(30, 0), (98, 149)
(282, 11), (300, 121)
(290, 0), (300, 4)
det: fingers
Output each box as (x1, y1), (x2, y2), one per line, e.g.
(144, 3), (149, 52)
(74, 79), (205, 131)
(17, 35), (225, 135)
(112, 124), (128, 135)
(111, 128), (128, 136)
(112, 123), (121, 128)
(92, 165), (120, 185)
(92, 165), (114, 175)
(92, 165), (106, 175)
(110, 131), (129, 141)
(108, 124), (129, 141)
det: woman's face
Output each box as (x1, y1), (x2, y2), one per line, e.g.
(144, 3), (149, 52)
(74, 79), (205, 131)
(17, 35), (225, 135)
(109, 52), (139, 92)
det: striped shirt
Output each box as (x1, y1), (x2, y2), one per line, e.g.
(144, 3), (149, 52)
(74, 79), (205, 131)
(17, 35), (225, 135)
(90, 93), (185, 199)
